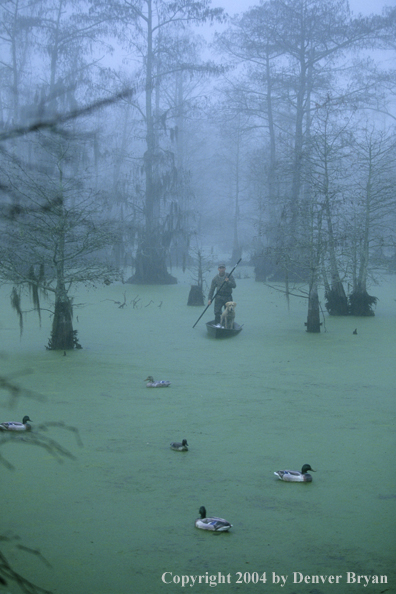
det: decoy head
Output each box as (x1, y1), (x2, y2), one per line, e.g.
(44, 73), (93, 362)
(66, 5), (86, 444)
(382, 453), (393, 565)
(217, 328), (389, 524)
(144, 376), (154, 382)
(301, 464), (315, 474)
(182, 439), (188, 446)
(22, 416), (32, 424)
(198, 506), (207, 519)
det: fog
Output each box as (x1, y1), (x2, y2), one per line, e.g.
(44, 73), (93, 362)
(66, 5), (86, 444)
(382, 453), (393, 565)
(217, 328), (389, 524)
(1, 2), (396, 592)
(212, 0), (393, 16)
(0, 0), (395, 327)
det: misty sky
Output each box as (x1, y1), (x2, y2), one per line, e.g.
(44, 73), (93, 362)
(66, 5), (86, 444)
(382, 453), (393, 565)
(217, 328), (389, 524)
(350, 0), (396, 13)
(213, 0), (395, 16)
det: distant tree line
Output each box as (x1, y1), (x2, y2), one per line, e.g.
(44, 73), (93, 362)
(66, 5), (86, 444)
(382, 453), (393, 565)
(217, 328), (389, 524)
(215, 0), (396, 329)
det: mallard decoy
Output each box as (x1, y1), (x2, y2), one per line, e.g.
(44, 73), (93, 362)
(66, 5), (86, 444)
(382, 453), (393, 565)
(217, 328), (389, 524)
(144, 376), (171, 388)
(195, 506), (232, 532)
(274, 464), (315, 482)
(0, 416), (32, 432)
(170, 439), (188, 451)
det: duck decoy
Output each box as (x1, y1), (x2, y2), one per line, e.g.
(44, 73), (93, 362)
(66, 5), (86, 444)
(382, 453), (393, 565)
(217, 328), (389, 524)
(274, 464), (316, 482)
(144, 376), (171, 388)
(0, 416), (32, 432)
(195, 506), (232, 532)
(170, 439), (188, 451)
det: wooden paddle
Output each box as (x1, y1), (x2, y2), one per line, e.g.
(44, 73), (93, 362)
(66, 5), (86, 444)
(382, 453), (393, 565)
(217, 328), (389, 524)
(192, 258), (242, 328)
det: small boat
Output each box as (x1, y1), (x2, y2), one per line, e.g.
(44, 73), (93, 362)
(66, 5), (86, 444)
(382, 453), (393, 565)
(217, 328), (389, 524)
(206, 320), (243, 339)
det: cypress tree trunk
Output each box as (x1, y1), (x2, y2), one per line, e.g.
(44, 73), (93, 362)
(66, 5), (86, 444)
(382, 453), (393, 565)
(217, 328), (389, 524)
(47, 189), (81, 349)
(127, 0), (176, 286)
(187, 285), (204, 305)
(48, 289), (75, 350)
(325, 279), (349, 316)
(306, 282), (321, 333)
(348, 162), (377, 316)
(320, 111), (348, 316)
(349, 281), (377, 316)
(130, 233), (177, 284)
(187, 248), (206, 304)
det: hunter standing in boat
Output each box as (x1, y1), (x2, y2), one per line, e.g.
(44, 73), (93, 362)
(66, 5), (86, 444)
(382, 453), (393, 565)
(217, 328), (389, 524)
(208, 264), (237, 325)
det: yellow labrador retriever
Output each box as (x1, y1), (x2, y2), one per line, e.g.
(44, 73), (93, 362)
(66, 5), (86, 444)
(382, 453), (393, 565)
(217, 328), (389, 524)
(220, 301), (236, 329)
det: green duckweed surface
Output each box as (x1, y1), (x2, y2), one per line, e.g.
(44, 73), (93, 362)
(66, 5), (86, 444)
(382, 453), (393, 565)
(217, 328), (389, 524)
(1, 268), (395, 594)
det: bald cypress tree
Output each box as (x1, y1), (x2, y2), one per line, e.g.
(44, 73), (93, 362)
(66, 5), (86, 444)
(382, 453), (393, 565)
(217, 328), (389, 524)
(0, 134), (117, 350)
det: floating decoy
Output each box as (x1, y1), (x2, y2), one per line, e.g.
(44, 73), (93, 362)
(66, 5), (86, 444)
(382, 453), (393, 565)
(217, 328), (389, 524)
(170, 439), (188, 451)
(195, 506), (232, 532)
(274, 464), (316, 482)
(0, 416), (32, 432)
(144, 376), (171, 388)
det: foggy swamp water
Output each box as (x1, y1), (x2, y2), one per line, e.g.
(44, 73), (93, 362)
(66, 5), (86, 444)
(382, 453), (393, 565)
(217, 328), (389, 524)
(1, 267), (395, 594)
